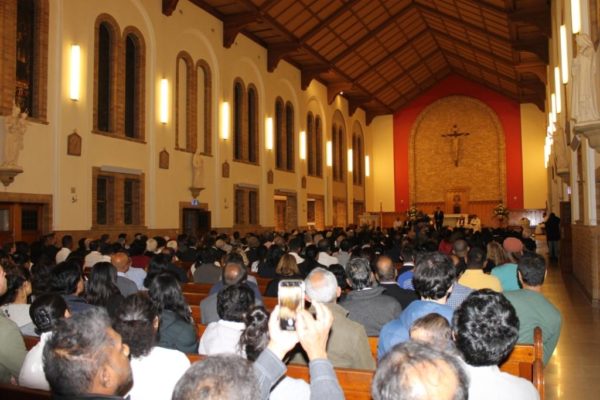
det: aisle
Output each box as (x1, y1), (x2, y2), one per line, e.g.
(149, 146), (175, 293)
(538, 238), (600, 400)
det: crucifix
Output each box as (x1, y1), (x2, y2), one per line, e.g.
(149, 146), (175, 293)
(441, 125), (470, 167)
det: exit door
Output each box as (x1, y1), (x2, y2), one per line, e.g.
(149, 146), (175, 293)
(181, 208), (211, 237)
(0, 203), (43, 244)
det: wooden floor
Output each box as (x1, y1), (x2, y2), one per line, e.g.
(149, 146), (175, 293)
(538, 238), (600, 400)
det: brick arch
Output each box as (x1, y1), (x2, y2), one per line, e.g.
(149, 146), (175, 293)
(175, 51), (195, 151)
(93, 14), (121, 133)
(121, 26), (146, 140)
(196, 59), (212, 155)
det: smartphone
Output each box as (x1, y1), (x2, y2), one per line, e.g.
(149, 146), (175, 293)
(278, 279), (305, 331)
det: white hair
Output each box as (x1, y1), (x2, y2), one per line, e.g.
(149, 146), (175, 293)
(305, 267), (338, 303)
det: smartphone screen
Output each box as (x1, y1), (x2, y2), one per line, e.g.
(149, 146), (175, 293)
(278, 280), (305, 331)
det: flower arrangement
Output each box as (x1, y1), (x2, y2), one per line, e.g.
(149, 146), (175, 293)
(493, 202), (509, 219)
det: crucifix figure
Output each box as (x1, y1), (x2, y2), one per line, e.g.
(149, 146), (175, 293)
(441, 124), (470, 167)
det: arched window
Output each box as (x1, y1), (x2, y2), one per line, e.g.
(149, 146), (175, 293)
(307, 113), (314, 176)
(315, 116), (323, 177)
(248, 86), (258, 163)
(332, 124), (345, 182)
(332, 124), (338, 180)
(175, 52), (194, 151)
(352, 131), (364, 186)
(197, 60), (212, 155)
(337, 126), (345, 181)
(94, 16), (119, 133)
(285, 102), (294, 171)
(123, 31), (145, 139)
(233, 80), (245, 161)
(275, 98), (285, 169)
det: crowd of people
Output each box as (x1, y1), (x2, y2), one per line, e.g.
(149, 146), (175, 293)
(0, 222), (561, 399)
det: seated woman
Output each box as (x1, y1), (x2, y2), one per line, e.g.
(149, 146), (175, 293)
(113, 293), (190, 400)
(198, 284), (254, 356)
(264, 254), (303, 297)
(84, 262), (124, 317)
(19, 294), (70, 390)
(149, 273), (198, 353)
(0, 265), (35, 335)
(257, 245), (285, 279)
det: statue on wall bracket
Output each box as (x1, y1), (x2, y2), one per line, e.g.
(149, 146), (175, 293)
(0, 102), (27, 186)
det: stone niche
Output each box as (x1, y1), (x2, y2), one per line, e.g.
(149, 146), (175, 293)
(409, 95), (506, 204)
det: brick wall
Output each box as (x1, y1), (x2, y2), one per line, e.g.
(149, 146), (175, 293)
(571, 224), (600, 306)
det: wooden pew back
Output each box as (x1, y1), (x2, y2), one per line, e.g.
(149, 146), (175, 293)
(0, 383), (50, 400)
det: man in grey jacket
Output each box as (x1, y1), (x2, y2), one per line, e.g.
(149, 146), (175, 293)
(340, 257), (402, 336)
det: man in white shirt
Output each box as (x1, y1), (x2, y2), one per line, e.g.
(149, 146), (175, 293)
(453, 289), (540, 400)
(55, 235), (73, 264)
(83, 240), (110, 268)
(112, 252), (146, 290)
(288, 237), (305, 265)
(111, 252), (141, 296)
(316, 239), (338, 267)
(333, 239), (351, 269)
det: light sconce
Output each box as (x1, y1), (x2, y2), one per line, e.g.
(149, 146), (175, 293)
(347, 149), (353, 172)
(560, 25), (569, 84)
(265, 117), (273, 150)
(69, 45), (81, 101)
(159, 79), (168, 124)
(221, 102), (230, 140)
(572, 0), (581, 34)
(326, 141), (332, 167)
(365, 155), (370, 177)
(554, 67), (561, 114)
(299, 130), (306, 160)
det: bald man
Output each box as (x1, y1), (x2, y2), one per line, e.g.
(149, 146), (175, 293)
(375, 255), (418, 309)
(111, 252), (142, 295)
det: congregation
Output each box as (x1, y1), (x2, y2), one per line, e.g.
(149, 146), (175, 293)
(0, 223), (561, 399)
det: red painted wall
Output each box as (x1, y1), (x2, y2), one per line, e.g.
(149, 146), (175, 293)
(393, 74), (524, 211)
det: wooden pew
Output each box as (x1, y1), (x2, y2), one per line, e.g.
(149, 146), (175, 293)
(0, 383), (50, 400)
(190, 305), (201, 322)
(182, 282), (213, 293)
(287, 364), (373, 400)
(500, 327), (544, 399)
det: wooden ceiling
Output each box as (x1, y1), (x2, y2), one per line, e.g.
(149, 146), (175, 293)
(163, 0), (550, 123)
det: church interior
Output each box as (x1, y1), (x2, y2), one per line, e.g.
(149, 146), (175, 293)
(1, 0), (600, 399)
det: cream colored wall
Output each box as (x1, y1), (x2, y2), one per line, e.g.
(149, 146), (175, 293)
(520, 104), (548, 209)
(367, 115), (395, 211)
(7, 0), (373, 231)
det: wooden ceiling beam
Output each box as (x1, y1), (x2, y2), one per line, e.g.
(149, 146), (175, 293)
(365, 110), (380, 126)
(267, 42), (301, 72)
(223, 12), (260, 48)
(327, 82), (354, 105)
(429, 27), (514, 63)
(330, 3), (414, 64)
(300, 65), (332, 90)
(162, 0), (180, 16)
(508, 7), (551, 37)
(299, 0), (359, 43)
(511, 37), (549, 63)
(514, 61), (547, 84)
(348, 96), (372, 117)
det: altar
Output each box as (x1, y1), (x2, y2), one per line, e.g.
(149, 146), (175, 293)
(430, 213), (470, 227)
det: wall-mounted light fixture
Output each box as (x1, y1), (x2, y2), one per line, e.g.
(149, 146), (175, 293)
(159, 79), (168, 124)
(299, 130), (306, 160)
(365, 155), (370, 177)
(265, 117), (273, 150)
(347, 149), (353, 172)
(560, 25), (569, 84)
(221, 102), (230, 140)
(69, 45), (81, 101)
(326, 141), (332, 167)
(554, 67), (561, 114)
(572, 0), (581, 34)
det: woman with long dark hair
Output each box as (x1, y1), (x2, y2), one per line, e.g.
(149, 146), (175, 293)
(84, 262), (123, 317)
(19, 294), (70, 390)
(0, 265), (34, 334)
(148, 273), (197, 353)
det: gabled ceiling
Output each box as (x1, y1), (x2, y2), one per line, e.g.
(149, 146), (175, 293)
(163, 0), (550, 123)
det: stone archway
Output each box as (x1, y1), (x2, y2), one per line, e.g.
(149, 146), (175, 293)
(409, 95), (506, 215)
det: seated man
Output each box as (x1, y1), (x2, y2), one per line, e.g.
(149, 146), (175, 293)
(372, 341), (468, 400)
(458, 247), (502, 292)
(43, 307), (133, 399)
(290, 268), (375, 370)
(379, 252), (455, 359)
(200, 259), (262, 324)
(504, 253), (562, 365)
(453, 290), (539, 399)
(51, 261), (94, 313)
(111, 252), (140, 296)
(375, 255), (418, 309)
(199, 284), (255, 356)
(316, 239), (339, 267)
(340, 257), (401, 336)
(396, 244), (416, 289)
(208, 253), (263, 300)
(192, 246), (222, 284)
(173, 303), (344, 400)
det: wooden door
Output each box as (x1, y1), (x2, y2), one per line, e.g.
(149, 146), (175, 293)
(275, 200), (286, 231)
(182, 208), (211, 237)
(0, 203), (43, 244)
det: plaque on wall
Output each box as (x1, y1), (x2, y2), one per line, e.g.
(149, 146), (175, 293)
(267, 169), (273, 184)
(67, 130), (82, 156)
(159, 149), (169, 169)
(301, 175), (306, 189)
(222, 161), (230, 178)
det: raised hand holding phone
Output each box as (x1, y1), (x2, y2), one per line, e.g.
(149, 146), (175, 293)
(266, 305), (300, 360)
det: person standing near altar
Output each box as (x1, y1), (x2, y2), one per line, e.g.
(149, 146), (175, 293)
(434, 207), (444, 231)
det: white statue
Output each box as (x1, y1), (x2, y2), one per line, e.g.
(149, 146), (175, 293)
(192, 153), (203, 188)
(571, 34), (600, 123)
(2, 103), (27, 168)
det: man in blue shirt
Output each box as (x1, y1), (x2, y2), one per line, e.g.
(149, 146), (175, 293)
(378, 252), (455, 359)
